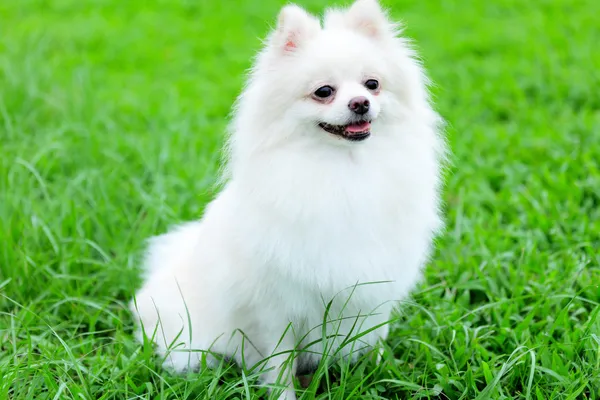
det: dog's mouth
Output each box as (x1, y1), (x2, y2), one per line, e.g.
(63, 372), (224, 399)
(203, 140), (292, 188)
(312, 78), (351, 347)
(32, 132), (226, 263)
(318, 120), (371, 142)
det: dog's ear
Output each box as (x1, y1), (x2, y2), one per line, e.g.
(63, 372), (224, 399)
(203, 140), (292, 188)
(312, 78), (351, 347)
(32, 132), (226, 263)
(340, 0), (394, 38)
(274, 5), (320, 53)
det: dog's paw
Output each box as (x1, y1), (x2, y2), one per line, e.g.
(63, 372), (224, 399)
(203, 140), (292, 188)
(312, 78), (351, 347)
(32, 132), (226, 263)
(162, 351), (201, 374)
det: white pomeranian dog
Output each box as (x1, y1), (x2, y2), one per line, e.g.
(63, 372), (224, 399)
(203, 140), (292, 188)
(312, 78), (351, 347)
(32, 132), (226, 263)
(131, 0), (445, 398)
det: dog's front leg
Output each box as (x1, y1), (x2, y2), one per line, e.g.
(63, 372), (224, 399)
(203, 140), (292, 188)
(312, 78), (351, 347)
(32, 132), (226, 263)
(262, 349), (297, 400)
(257, 326), (298, 400)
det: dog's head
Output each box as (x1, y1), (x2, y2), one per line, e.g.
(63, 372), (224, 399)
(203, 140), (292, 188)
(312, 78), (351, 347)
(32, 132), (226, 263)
(232, 0), (433, 152)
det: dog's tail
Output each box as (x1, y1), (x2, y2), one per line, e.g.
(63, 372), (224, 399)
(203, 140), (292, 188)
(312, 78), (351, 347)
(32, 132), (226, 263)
(142, 221), (204, 278)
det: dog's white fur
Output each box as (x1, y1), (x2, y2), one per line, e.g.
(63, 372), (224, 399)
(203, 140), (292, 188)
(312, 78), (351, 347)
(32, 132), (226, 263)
(130, 1), (445, 398)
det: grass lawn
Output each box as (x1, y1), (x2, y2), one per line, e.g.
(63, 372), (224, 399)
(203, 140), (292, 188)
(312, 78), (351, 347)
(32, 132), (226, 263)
(1, 0), (599, 398)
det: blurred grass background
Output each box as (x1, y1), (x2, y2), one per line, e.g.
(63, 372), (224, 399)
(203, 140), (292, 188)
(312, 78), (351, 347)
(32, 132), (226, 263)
(1, 0), (599, 398)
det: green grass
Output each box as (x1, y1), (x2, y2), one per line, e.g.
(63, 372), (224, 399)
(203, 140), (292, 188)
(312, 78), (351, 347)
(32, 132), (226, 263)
(1, 0), (599, 398)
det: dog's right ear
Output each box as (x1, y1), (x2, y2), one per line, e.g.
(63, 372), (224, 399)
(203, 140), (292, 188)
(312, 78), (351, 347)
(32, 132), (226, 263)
(274, 5), (320, 53)
(324, 0), (398, 40)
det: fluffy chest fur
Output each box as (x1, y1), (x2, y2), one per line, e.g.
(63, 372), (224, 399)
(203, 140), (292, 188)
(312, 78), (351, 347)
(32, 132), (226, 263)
(222, 127), (441, 299)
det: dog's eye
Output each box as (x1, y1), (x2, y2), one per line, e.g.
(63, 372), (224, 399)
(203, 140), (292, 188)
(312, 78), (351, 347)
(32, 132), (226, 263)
(364, 79), (379, 91)
(313, 85), (335, 99)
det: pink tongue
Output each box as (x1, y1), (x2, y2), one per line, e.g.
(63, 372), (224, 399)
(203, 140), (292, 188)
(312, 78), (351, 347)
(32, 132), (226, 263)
(345, 121), (371, 133)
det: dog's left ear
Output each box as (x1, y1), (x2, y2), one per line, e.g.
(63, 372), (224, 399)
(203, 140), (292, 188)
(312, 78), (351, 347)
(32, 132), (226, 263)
(274, 5), (321, 53)
(341, 0), (393, 38)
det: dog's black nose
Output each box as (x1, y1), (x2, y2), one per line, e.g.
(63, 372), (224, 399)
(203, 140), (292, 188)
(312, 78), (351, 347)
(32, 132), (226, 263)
(348, 96), (370, 115)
